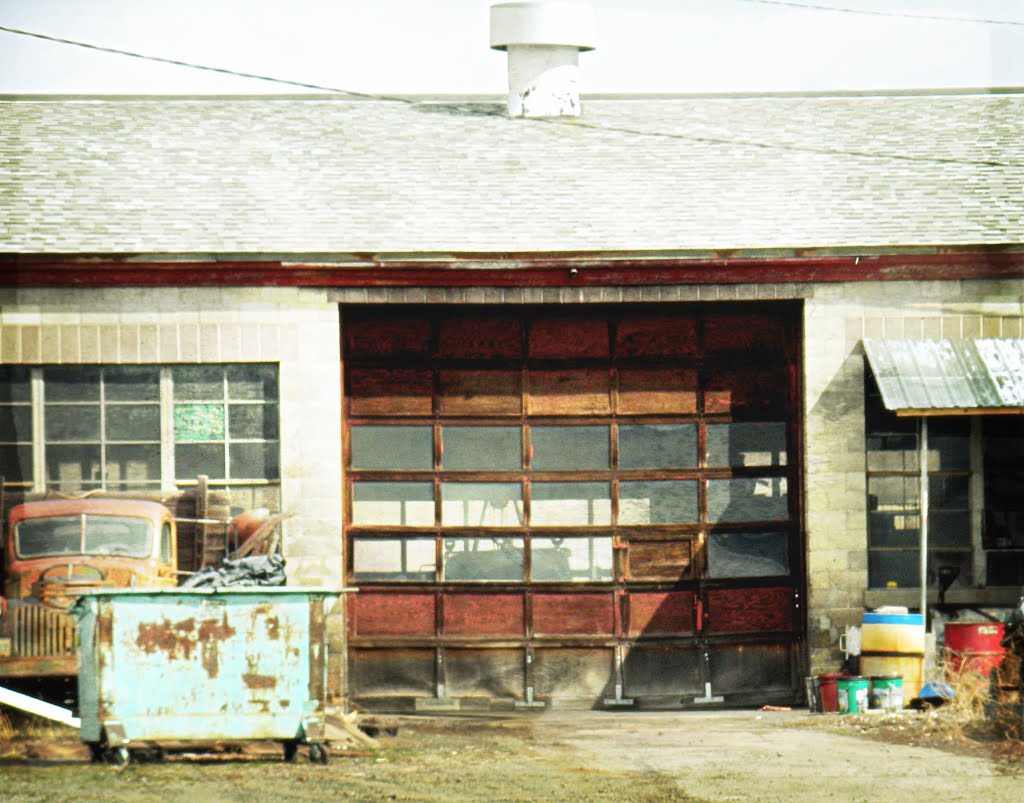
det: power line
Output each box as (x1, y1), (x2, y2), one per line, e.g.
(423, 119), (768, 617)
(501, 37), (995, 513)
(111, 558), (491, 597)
(732, 0), (1024, 27)
(1, 23), (1022, 169)
(0, 24), (416, 103)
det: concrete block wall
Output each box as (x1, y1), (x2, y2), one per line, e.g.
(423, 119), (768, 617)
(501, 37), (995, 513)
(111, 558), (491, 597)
(803, 278), (1024, 674)
(0, 286), (344, 589)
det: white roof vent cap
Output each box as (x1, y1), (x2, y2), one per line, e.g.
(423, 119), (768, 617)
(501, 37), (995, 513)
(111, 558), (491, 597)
(490, 2), (597, 118)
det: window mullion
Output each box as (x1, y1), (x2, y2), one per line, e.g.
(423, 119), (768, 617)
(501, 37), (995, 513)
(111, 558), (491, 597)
(160, 367), (176, 491)
(31, 367), (44, 492)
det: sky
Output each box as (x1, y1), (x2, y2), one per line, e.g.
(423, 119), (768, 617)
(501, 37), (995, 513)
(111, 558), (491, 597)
(1, 0), (1023, 95)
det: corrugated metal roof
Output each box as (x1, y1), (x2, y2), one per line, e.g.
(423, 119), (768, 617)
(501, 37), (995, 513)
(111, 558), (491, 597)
(2, 92), (1024, 254)
(863, 338), (1024, 414)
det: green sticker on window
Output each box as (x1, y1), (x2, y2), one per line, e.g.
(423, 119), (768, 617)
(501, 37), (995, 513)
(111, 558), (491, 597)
(174, 404), (225, 441)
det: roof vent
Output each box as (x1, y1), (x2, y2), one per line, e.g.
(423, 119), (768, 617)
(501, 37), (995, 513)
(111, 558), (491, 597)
(490, 2), (597, 118)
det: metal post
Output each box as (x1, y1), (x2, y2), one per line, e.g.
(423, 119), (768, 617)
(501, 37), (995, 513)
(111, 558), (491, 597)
(919, 417), (929, 627)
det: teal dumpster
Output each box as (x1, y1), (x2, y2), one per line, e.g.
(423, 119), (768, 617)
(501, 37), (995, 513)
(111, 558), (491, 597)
(73, 587), (350, 766)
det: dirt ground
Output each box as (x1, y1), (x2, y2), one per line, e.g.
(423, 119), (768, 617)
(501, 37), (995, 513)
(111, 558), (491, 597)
(3, 706), (1024, 802)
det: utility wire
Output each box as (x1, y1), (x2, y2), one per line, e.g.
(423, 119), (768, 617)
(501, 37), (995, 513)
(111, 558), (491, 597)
(0, 24), (416, 103)
(1, 23), (1022, 169)
(732, 0), (1024, 27)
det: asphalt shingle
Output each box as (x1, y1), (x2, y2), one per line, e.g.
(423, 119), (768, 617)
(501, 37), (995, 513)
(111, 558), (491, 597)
(1, 92), (1022, 254)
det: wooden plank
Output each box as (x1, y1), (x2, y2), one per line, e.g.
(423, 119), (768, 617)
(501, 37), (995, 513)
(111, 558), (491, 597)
(443, 593), (524, 637)
(705, 587), (794, 634)
(352, 593), (436, 636)
(532, 592), (615, 636)
(628, 591), (697, 636)
(4, 251), (1024, 287)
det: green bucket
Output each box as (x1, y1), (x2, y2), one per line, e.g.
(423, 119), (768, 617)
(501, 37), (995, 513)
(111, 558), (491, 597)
(869, 675), (903, 711)
(836, 676), (869, 715)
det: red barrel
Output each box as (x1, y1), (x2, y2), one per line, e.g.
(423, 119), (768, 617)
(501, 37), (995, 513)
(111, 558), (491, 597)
(818, 673), (843, 713)
(944, 622), (1005, 677)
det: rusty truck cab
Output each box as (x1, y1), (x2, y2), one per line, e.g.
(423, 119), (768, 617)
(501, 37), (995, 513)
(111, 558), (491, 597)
(0, 497), (177, 679)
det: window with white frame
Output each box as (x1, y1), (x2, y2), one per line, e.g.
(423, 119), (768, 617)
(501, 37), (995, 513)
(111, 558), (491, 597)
(0, 365), (280, 509)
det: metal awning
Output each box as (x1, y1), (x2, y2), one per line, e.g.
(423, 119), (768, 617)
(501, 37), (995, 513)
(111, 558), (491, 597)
(863, 338), (1024, 416)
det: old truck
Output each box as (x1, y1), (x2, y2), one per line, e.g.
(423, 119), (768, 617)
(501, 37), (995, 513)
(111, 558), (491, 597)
(0, 497), (179, 691)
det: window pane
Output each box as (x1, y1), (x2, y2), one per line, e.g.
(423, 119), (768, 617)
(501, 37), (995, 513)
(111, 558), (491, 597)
(353, 482), (435, 526)
(707, 423), (787, 468)
(868, 550), (919, 588)
(353, 538), (436, 581)
(930, 431), (969, 471)
(230, 442), (280, 480)
(443, 537), (524, 581)
(0, 444), (33, 483)
(442, 426), (521, 471)
(619, 481), (698, 524)
(46, 444), (102, 489)
(531, 426), (609, 470)
(227, 364), (278, 400)
(441, 483), (523, 527)
(868, 512), (919, 548)
(532, 536), (613, 581)
(867, 433), (917, 472)
(351, 426), (433, 470)
(106, 404), (161, 441)
(173, 366), (224, 400)
(867, 475), (918, 510)
(44, 367), (100, 402)
(0, 366), (31, 402)
(104, 366), (160, 401)
(45, 405), (100, 442)
(531, 482), (612, 526)
(175, 443), (226, 480)
(930, 511), (971, 549)
(0, 406), (32, 441)
(619, 424), (697, 468)
(930, 475), (969, 510)
(174, 403), (225, 441)
(105, 444), (161, 487)
(229, 403), (280, 440)
(707, 478), (788, 523)
(161, 523), (173, 564)
(83, 515), (151, 557)
(708, 532), (789, 578)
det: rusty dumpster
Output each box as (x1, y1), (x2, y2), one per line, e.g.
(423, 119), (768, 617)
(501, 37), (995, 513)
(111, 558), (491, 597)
(73, 587), (349, 766)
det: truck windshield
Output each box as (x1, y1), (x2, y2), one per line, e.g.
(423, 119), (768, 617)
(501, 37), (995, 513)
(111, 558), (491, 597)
(16, 515), (152, 559)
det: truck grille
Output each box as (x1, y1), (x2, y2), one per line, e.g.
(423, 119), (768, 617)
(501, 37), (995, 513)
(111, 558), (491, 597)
(12, 605), (76, 657)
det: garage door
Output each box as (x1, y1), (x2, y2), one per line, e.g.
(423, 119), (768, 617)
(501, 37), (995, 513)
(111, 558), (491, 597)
(343, 303), (804, 708)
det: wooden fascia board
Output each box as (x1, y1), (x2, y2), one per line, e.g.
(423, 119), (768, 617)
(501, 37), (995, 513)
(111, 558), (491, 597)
(1, 251), (1023, 287)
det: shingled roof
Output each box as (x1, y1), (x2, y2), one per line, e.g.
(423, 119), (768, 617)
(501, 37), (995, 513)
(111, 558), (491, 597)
(2, 91), (1023, 254)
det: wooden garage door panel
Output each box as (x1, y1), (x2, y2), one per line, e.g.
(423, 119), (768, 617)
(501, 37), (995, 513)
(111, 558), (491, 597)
(628, 591), (696, 636)
(444, 592), (524, 636)
(349, 368), (433, 417)
(529, 369), (611, 415)
(439, 370), (522, 416)
(616, 315), (698, 358)
(706, 587), (794, 634)
(352, 592), (436, 636)
(626, 540), (693, 582)
(529, 318), (609, 359)
(618, 368), (698, 414)
(533, 592), (615, 636)
(346, 318), (433, 358)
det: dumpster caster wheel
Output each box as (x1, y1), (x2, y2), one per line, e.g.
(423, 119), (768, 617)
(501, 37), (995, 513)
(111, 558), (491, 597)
(87, 743), (104, 763)
(309, 744), (329, 765)
(105, 746), (130, 768)
(282, 740), (299, 762)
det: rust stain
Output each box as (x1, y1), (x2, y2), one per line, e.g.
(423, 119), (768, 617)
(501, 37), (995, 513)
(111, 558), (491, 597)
(135, 617), (198, 660)
(265, 616), (280, 640)
(196, 613), (236, 679)
(243, 673), (277, 690)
